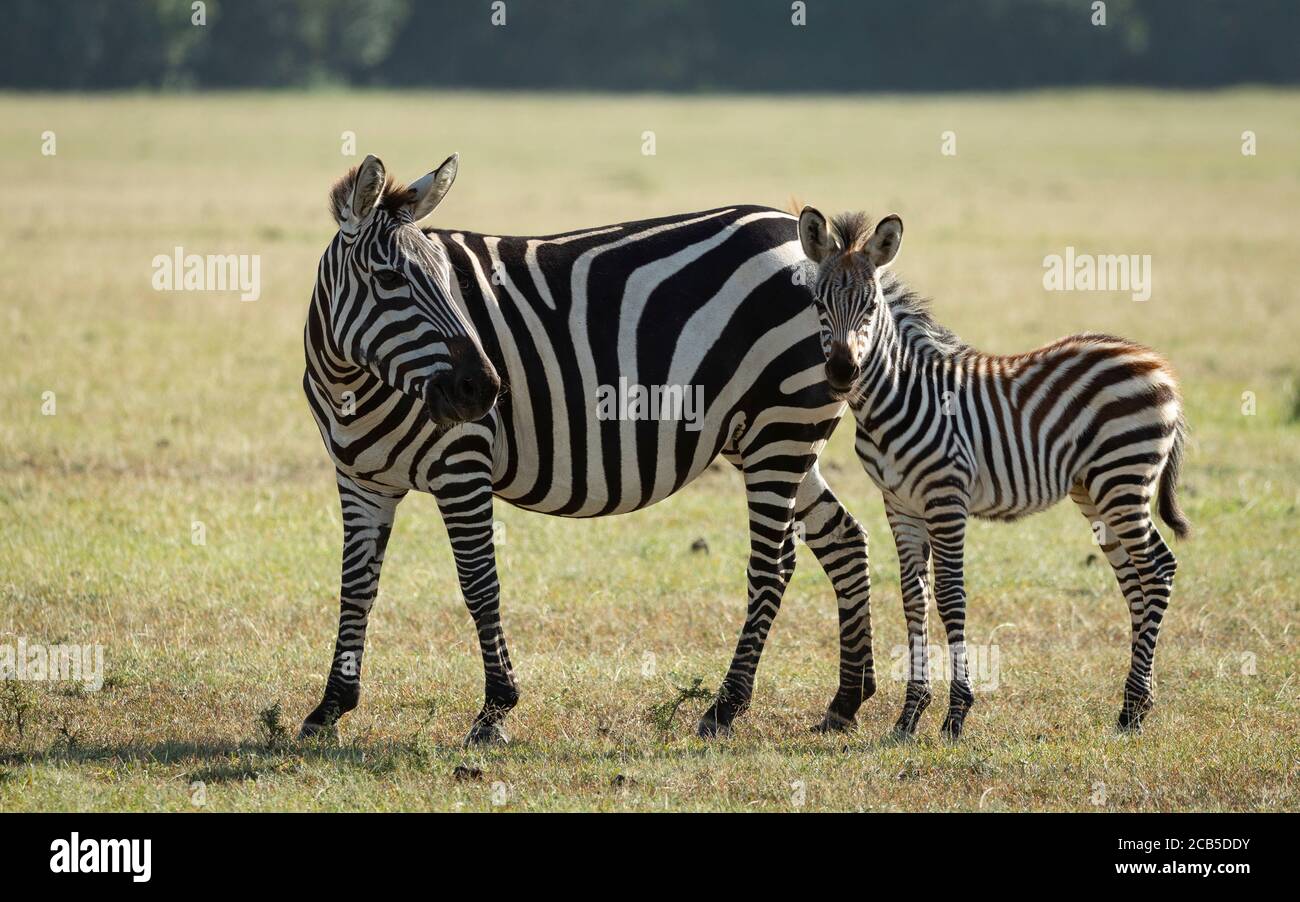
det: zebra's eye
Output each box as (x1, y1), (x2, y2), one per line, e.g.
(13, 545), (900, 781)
(373, 269), (405, 291)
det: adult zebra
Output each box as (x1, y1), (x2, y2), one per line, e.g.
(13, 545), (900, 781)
(299, 154), (873, 744)
(796, 206), (1188, 739)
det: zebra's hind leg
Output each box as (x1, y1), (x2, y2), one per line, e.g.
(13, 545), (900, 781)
(1084, 480), (1178, 732)
(300, 474), (405, 740)
(1070, 484), (1147, 730)
(696, 457), (805, 738)
(434, 465), (519, 747)
(885, 503), (934, 739)
(794, 464), (874, 734)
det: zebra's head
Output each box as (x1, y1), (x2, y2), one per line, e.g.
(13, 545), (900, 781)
(325, 153), (500, 426)
(797, 207), (904, 394)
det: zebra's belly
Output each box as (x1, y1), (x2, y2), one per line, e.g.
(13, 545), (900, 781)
(490, 403), (737, 517)
(966, 469), (1074, 521)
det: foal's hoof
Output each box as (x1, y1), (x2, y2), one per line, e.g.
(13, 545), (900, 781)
(465, 719), (510, 747)
(890, 712), (925, 742)
(696, 712), (732, 739)
(888, 725), (919, 744)
(939, 716), (966, 741)
(812, 711), (857, 734)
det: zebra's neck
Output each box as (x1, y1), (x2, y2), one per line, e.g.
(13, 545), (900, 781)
(304, 239), (385, 411)
(852, 275), (969, 415)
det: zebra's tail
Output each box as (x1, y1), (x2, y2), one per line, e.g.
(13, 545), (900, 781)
(1157, 415), (1190, 540)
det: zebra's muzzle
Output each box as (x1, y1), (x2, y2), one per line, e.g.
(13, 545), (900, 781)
(425, 340), (501, 426)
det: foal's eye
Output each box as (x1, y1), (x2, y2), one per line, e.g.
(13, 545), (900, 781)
(373, 269), (405, 291)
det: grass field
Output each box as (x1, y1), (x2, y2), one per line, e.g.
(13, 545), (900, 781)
(1, 90), (1297, 811)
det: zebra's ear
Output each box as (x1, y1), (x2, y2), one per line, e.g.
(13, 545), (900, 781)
(865, 214), (903, 269)
(798, 206), (838, 263)
(345, 154), (386, 224)
(404, 153), (459, 222)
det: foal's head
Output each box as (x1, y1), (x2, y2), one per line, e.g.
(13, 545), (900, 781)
(797, 207), (904, 394)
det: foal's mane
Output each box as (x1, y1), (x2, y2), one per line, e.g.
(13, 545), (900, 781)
(827, 208), (971, 360)
(830, 210), (875, 253)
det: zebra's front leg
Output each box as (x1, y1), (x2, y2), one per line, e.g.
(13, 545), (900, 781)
(926, 499), (974, 740)
(886, 503), (934, 739)
(795, 465), (874, 733)
(300, 474), (405, 740)
(697, 469), (802, 738)
(435, 471), (519, 746)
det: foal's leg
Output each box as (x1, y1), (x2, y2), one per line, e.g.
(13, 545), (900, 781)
(432, 437), (520, 746)
(1070, 484), (1145, 724)
(301, 473), (405, 739)
(886, 502), (934, 737)
(925, 496), (974, 739)
(794, 464), (875, 733)
(1086, 479), (1178, 731)
(697, 454), (808, 738)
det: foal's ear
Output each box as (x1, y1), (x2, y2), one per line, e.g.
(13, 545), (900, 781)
(798, 206), (839, 263)
(403, 153), (459, 222)
(865, 214), (903, 269)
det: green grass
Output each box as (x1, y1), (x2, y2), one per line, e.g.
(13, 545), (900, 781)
(1, 90), (1297, 811)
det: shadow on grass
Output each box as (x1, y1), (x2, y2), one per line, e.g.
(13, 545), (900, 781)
(0, 723), (920, 780)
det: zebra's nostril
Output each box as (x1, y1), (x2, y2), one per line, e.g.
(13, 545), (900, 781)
(826, 353), (857, 389)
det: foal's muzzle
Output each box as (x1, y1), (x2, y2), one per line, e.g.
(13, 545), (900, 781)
(825, 342), (860, 395)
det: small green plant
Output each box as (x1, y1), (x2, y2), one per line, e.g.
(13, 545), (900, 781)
(50, 720), (81, 756)
(647, 676), (713, 731)
(257, 702), (289, 750)
(0, 682), (34, 741)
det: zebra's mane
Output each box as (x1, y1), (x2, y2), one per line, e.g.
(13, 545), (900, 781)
(878, 271), (970, 360)
(328, 168), (413, 224)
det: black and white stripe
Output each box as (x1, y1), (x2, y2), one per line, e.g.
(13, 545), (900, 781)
(798, 207), (1188, 738)
(299, 156), (875, 743)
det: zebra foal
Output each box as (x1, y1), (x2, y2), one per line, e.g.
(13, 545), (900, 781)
(797, 207), (1189, 738)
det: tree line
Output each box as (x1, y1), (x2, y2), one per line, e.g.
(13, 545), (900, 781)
(2, 0), (1295, 91)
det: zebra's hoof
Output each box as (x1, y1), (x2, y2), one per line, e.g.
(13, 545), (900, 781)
(811, 710), (856, 734)
(1116, 693), (1154, 733)
(1116, 711), (1143, 733)
(298, 719), (339, 742)
(299, 699), (347, 741)
(1116, 707), (1151, 733)
(888, 726), (918, 744)
(696, 713), (732, 739)
(890, 713), (924, 742)
(939, 716), (966, 741)
(465, 719), (510, 747)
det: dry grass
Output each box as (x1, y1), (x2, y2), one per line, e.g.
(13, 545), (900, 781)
(0, 90), (1297, 811)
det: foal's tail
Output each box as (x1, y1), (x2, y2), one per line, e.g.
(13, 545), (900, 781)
(1157, 415), (1191, 540)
